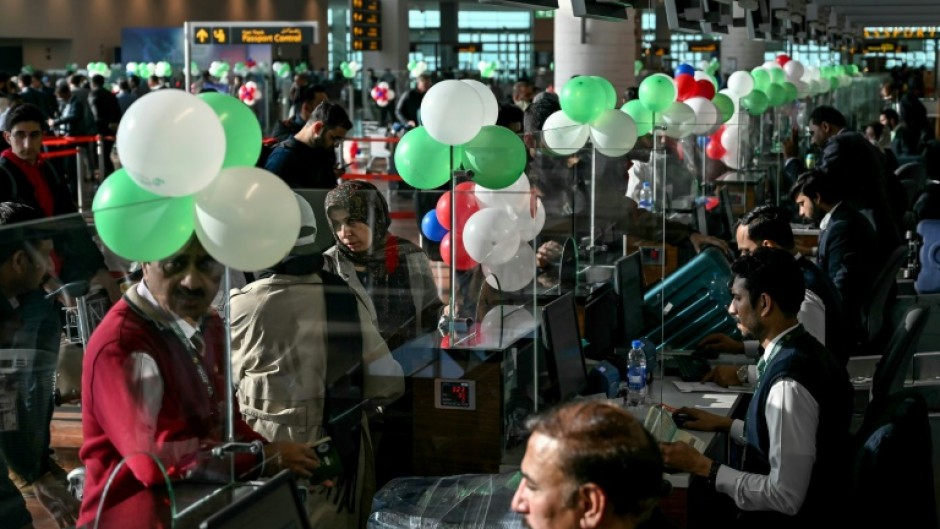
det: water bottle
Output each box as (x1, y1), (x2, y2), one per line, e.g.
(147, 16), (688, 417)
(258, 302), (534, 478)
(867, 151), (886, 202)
(638, 182), (654, 211)
(805, 152), (816, 170)
(626, 340), (647, 406)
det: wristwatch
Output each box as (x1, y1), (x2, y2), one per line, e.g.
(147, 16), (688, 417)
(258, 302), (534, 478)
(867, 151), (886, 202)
(707, 459), (722, 489)
(736, 365), (749, 384)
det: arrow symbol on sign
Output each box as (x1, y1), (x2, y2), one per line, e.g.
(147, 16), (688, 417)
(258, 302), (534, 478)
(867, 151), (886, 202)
(196, 28), (209, 43)
(213, 28), (227, 43)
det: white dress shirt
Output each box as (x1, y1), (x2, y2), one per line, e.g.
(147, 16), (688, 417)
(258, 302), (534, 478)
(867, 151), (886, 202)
(717, 324), (820, 516)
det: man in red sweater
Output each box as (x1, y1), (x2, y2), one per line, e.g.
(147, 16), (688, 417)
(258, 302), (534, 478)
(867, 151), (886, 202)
(78, 237), (324, 528)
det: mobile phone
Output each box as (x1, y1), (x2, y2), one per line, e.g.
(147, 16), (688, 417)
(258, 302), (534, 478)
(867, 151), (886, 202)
(309, 436), (343, 483)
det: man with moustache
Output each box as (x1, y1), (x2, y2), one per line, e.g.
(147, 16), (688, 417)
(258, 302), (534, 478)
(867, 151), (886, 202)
(78, 237), (326, 528)
(510, 400), (675, 529)
(265, 101), (352, 189)
(660, 248), (852, 528)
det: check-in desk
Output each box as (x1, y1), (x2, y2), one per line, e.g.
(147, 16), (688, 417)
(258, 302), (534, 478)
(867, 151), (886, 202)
(716, 171), (765, 216)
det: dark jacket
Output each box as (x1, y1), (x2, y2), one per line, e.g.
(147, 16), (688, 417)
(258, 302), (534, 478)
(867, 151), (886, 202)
(742, 325), (853, 528)
(395, 88), (424, 126)
(89, 86), (122, 135)
(817, 203), (879, 340)
(270, 115), (306, 143)
(263, 137), (338, 189)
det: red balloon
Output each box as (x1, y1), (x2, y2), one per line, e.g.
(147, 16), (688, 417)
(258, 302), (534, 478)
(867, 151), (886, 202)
(776, 54), (791, 67)
(695, 79), (716, 100)
(440, 232), (477, 270)
(705, 138), (726, 160)
(436, 190), (480, 231)
(675, 74), (697, 101)
(455, 181), (476, 193)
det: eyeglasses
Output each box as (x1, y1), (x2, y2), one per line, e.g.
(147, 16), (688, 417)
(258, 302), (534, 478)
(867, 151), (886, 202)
(159, 254), (224, 277)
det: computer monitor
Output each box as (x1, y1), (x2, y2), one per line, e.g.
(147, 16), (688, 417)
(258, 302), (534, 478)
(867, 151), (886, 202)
(614, 252), (645, 344)
(582, 282), (618, 360)
(540, 291), (588, 403)
(200, 470), (311, 529)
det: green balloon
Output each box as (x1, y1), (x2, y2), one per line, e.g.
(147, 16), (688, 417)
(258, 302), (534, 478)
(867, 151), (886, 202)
(848, 64), (860, 75)
(621, 99), (653, 136)
(765, 83), (786, 107)
(768, 67), (785, 84)
(394, 127), (453, 189)
(198, 92), (263, 168)
(827, 76), (840, 90)
(634, 60), (644, 73)
(560, 76), (607, 124)
(750, 68), (771, 93)
(590, 76), (618, 110)
(93, 169), (194, 262)
(711, 93), (735, 123)
(462, 126), (527, 190)
(638, 73), (677, 113)
(781, 81), (798, 102)
(742, 89), (769, 115)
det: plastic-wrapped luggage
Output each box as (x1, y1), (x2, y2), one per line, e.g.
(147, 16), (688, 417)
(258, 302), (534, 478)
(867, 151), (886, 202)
(368, 472), (523, 529)
(916, 219), (940, 294)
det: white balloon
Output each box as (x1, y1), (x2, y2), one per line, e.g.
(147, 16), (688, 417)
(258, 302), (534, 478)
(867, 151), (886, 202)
(684, 97), (720, 136)
(480, 305), (536, 347)
(659, 101), (695, 139)
(483, 242), (537, 292)
(784, 60), (804, 82)
(117, 90), (225, 197)
(721, 151), (739, 169)
(542, 110), (590, 155)
(461, 79), (499, 126)
(697, 60), (710, 71)
(794, 80), (810, 99)
(421, 80), (485, 145)
(475, 172), (530, 212)
(194, 167), (301, 271)
(720, 125), (739, 151)
(726, 71), (754, 98)
(462, 208), (521, 265)
(507, 197), (545, 242)
(589, 109), (638, 157)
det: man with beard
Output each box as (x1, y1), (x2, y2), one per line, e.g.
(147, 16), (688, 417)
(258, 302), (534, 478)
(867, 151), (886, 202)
(791, 170), (877, 344)
(660, 248), (852, 528)
(265, 101), (352, 189)
(510, 400), (675, 529)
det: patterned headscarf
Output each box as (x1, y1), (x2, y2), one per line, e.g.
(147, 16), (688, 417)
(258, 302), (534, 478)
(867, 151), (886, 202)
(325, 180), (392, 268)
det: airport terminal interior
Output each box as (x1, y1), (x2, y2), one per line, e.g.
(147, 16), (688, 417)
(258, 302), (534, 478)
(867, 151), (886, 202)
(2, 0), (940, 527)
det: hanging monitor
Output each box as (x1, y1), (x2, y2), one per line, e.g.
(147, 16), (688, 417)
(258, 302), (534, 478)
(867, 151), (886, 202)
(571, 0), (632, 22)
(700, 0), (733, 34)
(478, 0), (559, 9)
(665, 0), (707, 33)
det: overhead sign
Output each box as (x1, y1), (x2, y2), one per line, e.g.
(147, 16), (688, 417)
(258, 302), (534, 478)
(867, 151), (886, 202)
(192, 23), (316, 45)
(351, 0), (382, 51)
(863, 27), (939, 39)
(862, 41), (909, 53)
(687, 41), (718, 53)
(454, 43), (481, 53)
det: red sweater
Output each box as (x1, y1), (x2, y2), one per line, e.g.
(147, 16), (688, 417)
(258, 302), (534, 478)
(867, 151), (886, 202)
(78, 297), (265, 528)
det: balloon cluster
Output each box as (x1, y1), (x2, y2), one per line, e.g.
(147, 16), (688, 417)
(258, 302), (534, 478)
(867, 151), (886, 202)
(421, 178), (544, 291)
(208, 60), (230, 78)
(233, 61), (249, 76)
(340, 61), (361, 79)
(370, 82), (396, 107)
(189, 61), (200, 76)
(272, 61), (292, 78)
(294, 63), (309, 75)
(477, 61), (498, 79)
(238, 81), (262, 106)
(154, 61), (172, 78)
(93, 91), (298, 271)
(407, 60), (428, 78)
(86, 61), (111, 78)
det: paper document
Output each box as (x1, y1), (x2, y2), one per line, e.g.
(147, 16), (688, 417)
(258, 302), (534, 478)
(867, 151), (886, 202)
(672, 381), (752, 394)
(644, 405), (707, 453)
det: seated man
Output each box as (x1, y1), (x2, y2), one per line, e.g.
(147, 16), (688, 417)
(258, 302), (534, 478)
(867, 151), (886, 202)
(661, 248), (852, 526)
(511, 400), (674, 529)
(699, 205), (853, 379)
(79, 237), (322, 528)
(791, 170), (879, 346)
(230, 195), (405, 529)
(271, 84), (329, 143)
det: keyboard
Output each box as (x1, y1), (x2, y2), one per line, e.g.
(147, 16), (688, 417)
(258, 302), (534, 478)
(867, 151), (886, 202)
(675, 356), (712, 382)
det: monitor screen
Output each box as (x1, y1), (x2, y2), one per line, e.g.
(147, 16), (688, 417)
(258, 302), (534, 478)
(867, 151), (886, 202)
(200, 471), (311, 529)
(541, 291), (587, 403)
(664, 0), (706, 33)
(571, 0), (631, 21)
(614, 252), (645, 344)
(582, 283), (618, 360)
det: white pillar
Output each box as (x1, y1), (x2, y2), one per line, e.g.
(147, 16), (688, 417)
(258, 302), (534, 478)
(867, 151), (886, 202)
(553, 0), (637, 98)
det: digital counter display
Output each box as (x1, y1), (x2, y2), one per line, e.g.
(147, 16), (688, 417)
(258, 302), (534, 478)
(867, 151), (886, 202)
(435, 379), (476, 410)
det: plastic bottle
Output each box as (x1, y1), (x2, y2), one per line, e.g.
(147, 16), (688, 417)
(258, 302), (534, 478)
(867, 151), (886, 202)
(626, 340), (647, 407)
(805, 152), (816, 170)
(638, 182), (654, 211)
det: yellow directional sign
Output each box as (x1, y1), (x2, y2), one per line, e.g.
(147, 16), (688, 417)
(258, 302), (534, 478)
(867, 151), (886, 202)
(351, 0), (382, 51)
(213, 28), (227, 43)
(195, 27), (210, 44)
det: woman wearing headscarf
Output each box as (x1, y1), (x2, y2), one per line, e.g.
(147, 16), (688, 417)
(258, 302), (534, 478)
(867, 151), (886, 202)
(324, 180), (443, 351)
